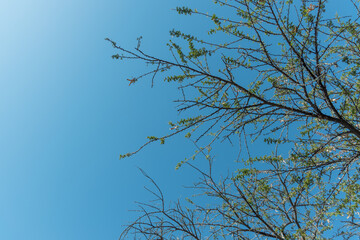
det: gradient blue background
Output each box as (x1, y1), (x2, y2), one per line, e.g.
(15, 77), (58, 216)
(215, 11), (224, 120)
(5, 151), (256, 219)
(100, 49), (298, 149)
(0, 0), (229, 239)
(0, 0), (348, 239)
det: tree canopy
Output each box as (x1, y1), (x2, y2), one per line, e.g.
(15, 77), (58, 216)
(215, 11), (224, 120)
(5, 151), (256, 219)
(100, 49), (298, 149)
(108, 0), (360, 239)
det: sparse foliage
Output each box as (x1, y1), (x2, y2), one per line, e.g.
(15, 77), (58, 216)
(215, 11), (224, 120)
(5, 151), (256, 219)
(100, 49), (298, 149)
(109, 0), (360, 239)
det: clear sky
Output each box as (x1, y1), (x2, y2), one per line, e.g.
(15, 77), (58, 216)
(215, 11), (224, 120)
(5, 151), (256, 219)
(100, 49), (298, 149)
(0, 0), (231, 239)
(0, 0), (350, 239)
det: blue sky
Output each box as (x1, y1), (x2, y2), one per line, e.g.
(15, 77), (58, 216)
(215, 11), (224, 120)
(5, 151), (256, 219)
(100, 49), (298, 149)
(0, 0), (235, 239)
(0, 0), (352, 239)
